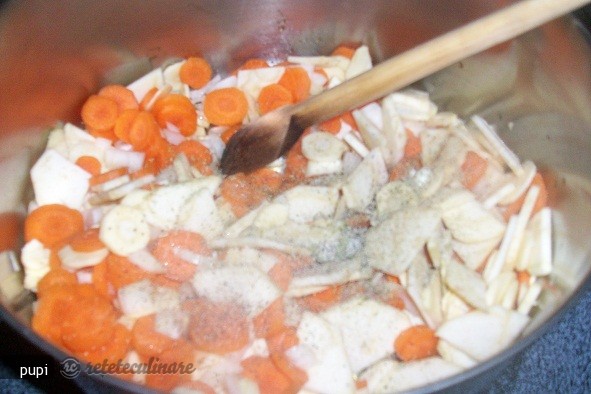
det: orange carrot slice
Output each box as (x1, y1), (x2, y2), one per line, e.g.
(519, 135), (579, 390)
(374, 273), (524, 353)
(75, 156), (102, 176)
(175, 140), (213, 174)
(394, 325), (439, 361)
(185, 298), (250, 354)
(24, 204), (84, 248)
(151, 94), (197, 136)
(253, 298), (287, 339)
(279, 67), (311, 103)
(179, 57), (213, 89)
(152, 230), (211, 282)
(257, 83), (294, 115)
(98, 84), (139, 112)
(461, 151), (488, 189)
(203, 87), (248, 126)
(81, 95), (119, 132)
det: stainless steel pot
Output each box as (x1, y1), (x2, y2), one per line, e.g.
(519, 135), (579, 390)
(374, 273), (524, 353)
(0, 1), (590, 392)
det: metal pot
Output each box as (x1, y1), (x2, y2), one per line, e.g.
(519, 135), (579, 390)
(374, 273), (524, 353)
(0, 0), (590, 392)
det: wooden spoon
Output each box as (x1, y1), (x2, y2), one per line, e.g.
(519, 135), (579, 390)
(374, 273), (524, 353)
(220, 0), (590, 175)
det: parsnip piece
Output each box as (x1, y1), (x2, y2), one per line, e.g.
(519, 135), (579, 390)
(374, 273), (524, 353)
(342, 149), (388, 212)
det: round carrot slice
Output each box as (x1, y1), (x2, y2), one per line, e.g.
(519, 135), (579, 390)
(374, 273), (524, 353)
(179, 57), (213, 89)
(151, 94), (197, 137)
(203, 87), (248, 126)
(98, 84), (139, 112)
(257, 83), (293, 115)
(24, 204), (84, 248)
(81, 95), (119, 132)
(394, 325), (439, 361)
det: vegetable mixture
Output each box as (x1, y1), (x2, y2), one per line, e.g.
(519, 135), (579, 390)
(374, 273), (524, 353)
(22, 44), (552, 393)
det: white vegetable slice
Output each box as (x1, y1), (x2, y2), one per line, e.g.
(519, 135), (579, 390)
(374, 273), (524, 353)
(287, 258), (371, 296)
(127, 248), (165, 273)
(471, 115), (522, 175)
(163, 61), (190, 95)
(30, 149), (91, 210)
(223, 247), (278, 273)
(282, 185), (339, 223)
(375, 180), (420, 219)
(526, 207), (552, 276)
(437, 340), (477, 369)
(452, 237), (500, 271)
(321, 297), (413, 373)
(154, 309), (188, 340)
(287, 55), (350, 73)
(436, 306), (529, 361)
(483, 216), (518, 283)
(177, 188), (224, 240)
(342, 149), (388, 212)
(144, 177), (222, 230)
(127, 68), (165, 102)
(302, 132), (347, 162)
(236, 67), (285, 99)
(342, 132), (370, 158)
(21, 239), (50, 292)
(99, 205), (150, 256)
(440, 190), (505, 243)
(517, 281), (543, 315)
(441, 290), (471, 321)
(361, 358), (461, 394)
(296, 312), (355, 394)
(191, 265), (280, 318)
(441, 258), (487, 310)
(0, 149), (33, 212)
(352, 102), (385, 151)
(497, 160), (537, 205)
(406, 253), (443, 328)
(505, 185), (540, 270)
(118, 279), (156, 318)
(485, 271), (519, 308)
(381, 93), (406, 164)
(58, 245), (108, 270)
(345, 45), (372, 79)
(306, 159), (343, 177)
(365, 207), (441, 275)
(253, 202), (289, 229)
(103, 147), (145, 172)
(387, 89), (437, 121)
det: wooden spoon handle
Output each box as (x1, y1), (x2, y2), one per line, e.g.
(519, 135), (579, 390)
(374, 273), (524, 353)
(292, 0), (590, 126)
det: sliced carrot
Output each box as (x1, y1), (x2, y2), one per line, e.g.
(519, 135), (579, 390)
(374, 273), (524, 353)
(144, 341), (195, 391)
(279, 67), (311, 103)
(404, 129), (422, 158)
(105, 253), (153, 290)
(128, 111), (160, 151)
(36, 268), (78, 298)
(516, 270), (531, 284)
(220, 124), (241, 144)
(179, 57), (213, 89)
(283, 135), (309, 186)
(81, 95), (119, 132)
(0, 212), (23, 251)
(185, 298), (250, 354)
(299, 286), (342, 313)
(92, 260), (113, 299)
(248, 167), (284, 196)
(24, 204), (84, 248)
(318, 116), (342, 134)
(253, 298), (287, 338)
(394, 325), (439, 361)
(241, 356), (299, 394)
(257, 83), (294, 115)
(131, 314), (176, 358)
(113, 108), (140, 143)
(61, 289), (117, 352)
(461, 151), (488, 189)
(388, 156), (422, 182)
(331, 45), (357, 59)
(151, 94), (197, 136)
(89, 167), (128, 187)
(79, 323), (131, 366)
(144, 136), (175, 171)
(98, 84), (139, 112)
(219, 173), (267, 218)
(356, 379), (369, 390)
(237, 58), (269, 72)
(266, 328), (307, 391)
(175, 140), (213, 174)
(69, 228), (105, 253)
(87, 126), (117, 141)
(152, 230), (211, 282)
(267, 261), (293, 292)
(203, 87), (248, 126)
(75, 155), (102, 176)
(32, 285), (79, 348)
